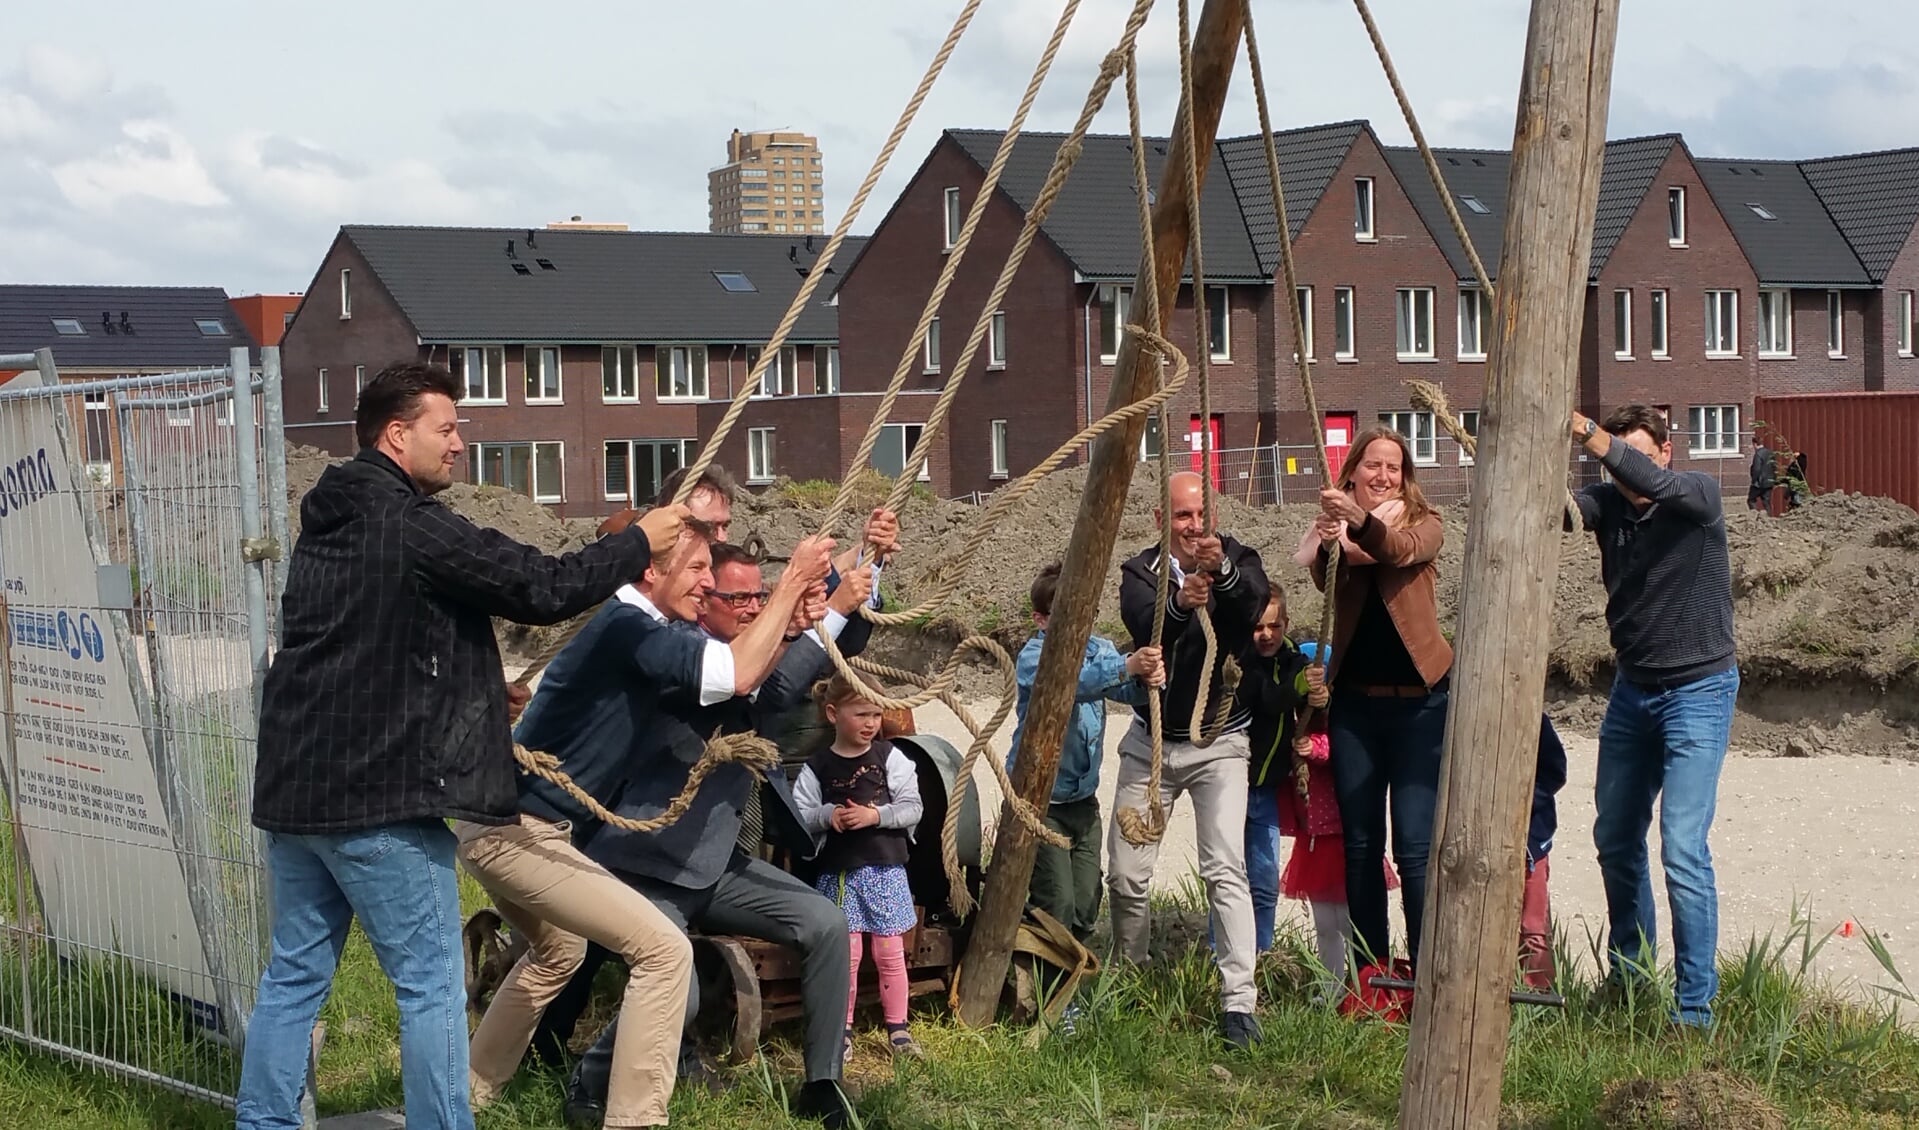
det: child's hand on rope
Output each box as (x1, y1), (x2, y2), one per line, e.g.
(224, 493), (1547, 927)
(637, 504), (693, 556)
(1127, 644), (1166, 688)
(1304, 664), (1329, 709)
(1176, 571), (1213, 611)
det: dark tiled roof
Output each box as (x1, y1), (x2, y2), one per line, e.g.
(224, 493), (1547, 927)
(1383, 146), (1511, 282)
(1801, 148), (1919, 283)
(1217, 122), (1369, 274)
(338, 226), (861, 343)
(1695, 159), (1870, 287)
(944, 130), (1263, 281)
(0, 285), (255, 370)
(1590, 136), (1679, 279)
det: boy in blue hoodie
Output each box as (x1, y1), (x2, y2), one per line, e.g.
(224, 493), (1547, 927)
(1010, 563), (1163, 942)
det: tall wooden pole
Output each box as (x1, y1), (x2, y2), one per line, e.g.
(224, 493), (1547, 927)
(953, 0), (1246, 1027)
(1398, 1), (1619, 1125)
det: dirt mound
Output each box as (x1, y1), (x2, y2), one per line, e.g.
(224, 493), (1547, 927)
(1596, 1070), (1786, 1130)
(279, 447), (1919, 750)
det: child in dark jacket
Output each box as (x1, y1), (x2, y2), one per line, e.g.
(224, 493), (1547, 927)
(1235, 587), (1316, 953)
(1522, 715), (1569, 990)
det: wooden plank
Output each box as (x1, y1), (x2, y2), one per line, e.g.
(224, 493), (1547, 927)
(951, 0), (1249, 1028)
(1396, 1), (1621, 1126)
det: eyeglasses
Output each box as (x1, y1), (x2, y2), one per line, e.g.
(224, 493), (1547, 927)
(709, 589), (771, 608)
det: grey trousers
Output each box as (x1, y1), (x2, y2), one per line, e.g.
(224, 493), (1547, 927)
(570, 855), (850, 1096)
(1106, 722), (1257, 1013)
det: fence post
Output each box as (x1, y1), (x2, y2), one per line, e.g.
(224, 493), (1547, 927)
(229, 347), (270, 721)
(261, 349), (290, 640)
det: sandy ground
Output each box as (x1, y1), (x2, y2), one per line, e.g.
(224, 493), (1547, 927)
(919, 699), (1919, 1005)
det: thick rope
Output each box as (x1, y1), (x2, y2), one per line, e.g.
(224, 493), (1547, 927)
(1405, 377), (1583, 523)
(1350, 0), (1494, 299)
(1115, 45), (1173, 848)
(668, 0), (988, 511)
(1243, 6), (1345, 799)
(502, 0), (989, 808)
(515, 732), (779, 834)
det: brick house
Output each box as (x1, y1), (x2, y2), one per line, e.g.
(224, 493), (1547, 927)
(280, 225), (861, 518)
(1801, 148), (1919, 392)
(0, 284), (259, 484)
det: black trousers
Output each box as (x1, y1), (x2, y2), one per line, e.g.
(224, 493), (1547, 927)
(565, 854), (850, 1098)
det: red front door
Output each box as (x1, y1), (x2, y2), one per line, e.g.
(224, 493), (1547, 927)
(1324, 413), (1357, 482)
(1188, 414), (1223, 487)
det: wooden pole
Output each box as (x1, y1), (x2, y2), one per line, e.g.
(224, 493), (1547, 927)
(1398, 1), (1619, 1125)
(952, 0), (1247, 1028)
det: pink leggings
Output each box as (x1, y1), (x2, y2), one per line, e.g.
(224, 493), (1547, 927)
(847, 932), (909, 1026)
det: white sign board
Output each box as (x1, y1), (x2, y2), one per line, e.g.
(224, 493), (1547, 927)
(0, 385), (217, 1021)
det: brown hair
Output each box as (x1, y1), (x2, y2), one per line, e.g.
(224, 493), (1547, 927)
(811, 672), (866, 709)
(1029, 562), (1063, 617)
(656, 464), (739, 509)
(355, 361), (462, 450)
(1602, 404), (1670, 447)
(1335, 426), (1435, 526)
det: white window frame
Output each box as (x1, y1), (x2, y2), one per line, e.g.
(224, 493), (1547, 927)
(1291, 287), (1312, 362)
(1379, 409), (1437, 466)
(455, 346), (507, 404)
(1098, 284), (1132, 363)
(354, 364), (365, 397)
(1456, 410), (1480, 466)
(1355, 177), (1376, 241)
(942, 187), (962, 251)
(922, 318), (941, 374)
(1139, 414), (1163, 461)
(1333, 286), (1355, 360)
(1209, 286), (1233, 361)
(1757, 289), (1793, 358)
(987, 311), (1007, 370)
(317, 367), (329, 414)
(655, 345), (709, 401)
(1901, 291), (1915, 357)
(524, 345), (563, 404)
(751, 344), (797, 397)
(602, 346), (640, 403)
(472, 440), (566, 503)
(989, 419), (1009, 479)
(878, 423), (931, 482)
(1705, 290), (1739, 357)
(1668, 187), (1688, 247)
(602, 439), (631, 502)
(339, 268), (352, 319)
(1458, 287), (1488, 360)
(818, 346), (841, 394)
(1395, 287), (1435, 360)
(1827, 291), (1845, 358)
(1614, 289), (1633, 359)
(746, 427), (776, 483)
(1649, 289), (1670, 358)
(1687, 405), (1740, 457)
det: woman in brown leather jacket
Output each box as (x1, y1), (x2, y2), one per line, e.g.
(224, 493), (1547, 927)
(1295, 426), (1453, 979)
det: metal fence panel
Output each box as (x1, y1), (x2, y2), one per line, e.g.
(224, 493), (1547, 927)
(0, 352), (274, 1105)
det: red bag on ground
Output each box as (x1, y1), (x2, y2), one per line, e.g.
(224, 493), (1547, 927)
(1339, 959), (1414, 1023)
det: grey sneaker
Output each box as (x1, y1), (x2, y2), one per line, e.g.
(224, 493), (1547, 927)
(1219, 1010), (1263, 1050)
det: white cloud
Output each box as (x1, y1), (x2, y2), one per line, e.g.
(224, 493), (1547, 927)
(19, 44), (112, 105)
(50, 120), (228, 210)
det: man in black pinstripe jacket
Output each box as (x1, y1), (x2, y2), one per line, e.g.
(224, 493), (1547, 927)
(237, 362), (683, 1130)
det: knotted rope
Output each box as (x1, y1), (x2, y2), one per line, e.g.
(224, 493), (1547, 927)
(516, 731), (781, 834)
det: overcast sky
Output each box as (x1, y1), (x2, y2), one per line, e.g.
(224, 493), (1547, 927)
(3, 0), (1915, 295)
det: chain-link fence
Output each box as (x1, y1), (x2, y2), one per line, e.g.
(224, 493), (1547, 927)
(0, 347), (284, 1106)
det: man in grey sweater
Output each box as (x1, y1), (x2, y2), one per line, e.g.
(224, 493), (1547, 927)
(1569, 404), (1738, 1028)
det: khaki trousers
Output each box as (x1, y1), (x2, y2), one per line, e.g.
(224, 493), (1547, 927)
(1106, 723), (1257, 1014)
(456, 816), (692, 1129)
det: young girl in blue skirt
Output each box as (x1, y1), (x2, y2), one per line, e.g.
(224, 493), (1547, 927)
(796, 673), (926, 1059)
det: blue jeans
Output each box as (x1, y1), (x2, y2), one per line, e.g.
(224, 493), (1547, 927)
(1328, 685), (1447, 970)
(1593, 666), (1739, 1027)
(1245, 781), (1281, 953)
(236, 820), (471, 1130)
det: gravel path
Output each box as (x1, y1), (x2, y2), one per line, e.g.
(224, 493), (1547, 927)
(920, 700), (1919, 1005)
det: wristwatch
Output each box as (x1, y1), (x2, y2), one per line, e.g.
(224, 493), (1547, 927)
(1579, 417), (1598, 443)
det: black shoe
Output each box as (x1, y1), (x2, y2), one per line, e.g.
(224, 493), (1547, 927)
(562, 1095), (606, 1130)
(679, 1048), (727, 1096)
(792, 1077), (855, 1129)
(1219, 1010), (1263, 1050)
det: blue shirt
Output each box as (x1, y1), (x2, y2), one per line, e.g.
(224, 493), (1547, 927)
(1009, 630), (1147, 806)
